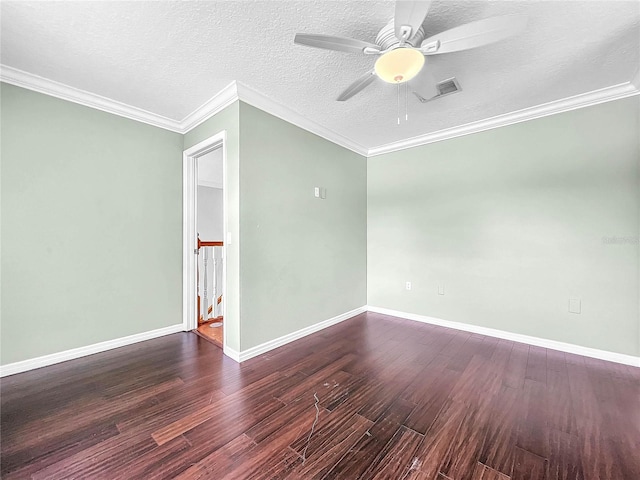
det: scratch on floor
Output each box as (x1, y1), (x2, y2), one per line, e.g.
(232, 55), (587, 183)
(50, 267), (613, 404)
(300, 392), (320, 465)
(399, 457), (423, 480)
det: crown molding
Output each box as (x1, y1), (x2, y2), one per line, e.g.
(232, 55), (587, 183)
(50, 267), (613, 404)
(235, 82), (369, 156)
(3, 64), (637, 158)
(368, 82), (640, 157)
(0, 67), (367, 154)
(0, 65), (183, 133)
(179, 81), (238, 132)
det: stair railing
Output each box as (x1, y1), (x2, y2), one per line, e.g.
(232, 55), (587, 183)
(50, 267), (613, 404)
(197, 240), (223, 324)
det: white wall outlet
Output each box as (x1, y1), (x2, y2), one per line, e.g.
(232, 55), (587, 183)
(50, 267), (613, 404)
(405, 281), (412, 291)
(569, 298), (581, 314)
(314, 187), (320, 198)
(320, 187), (327, 199)
(438, 284), (445, 295)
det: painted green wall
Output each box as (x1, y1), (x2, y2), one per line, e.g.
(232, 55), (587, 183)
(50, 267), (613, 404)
(238, 102), (367, 350)
(368, 96), (640, 356)
(183, 102), (241, 351)
(1, 83), (184, 365)
(2, 79), (636, 365)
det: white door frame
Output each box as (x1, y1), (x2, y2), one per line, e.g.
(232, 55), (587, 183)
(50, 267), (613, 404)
(182, 131), (227, 352)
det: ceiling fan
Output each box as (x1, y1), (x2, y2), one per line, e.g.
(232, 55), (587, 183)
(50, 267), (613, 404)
(294, 0), (527, 101)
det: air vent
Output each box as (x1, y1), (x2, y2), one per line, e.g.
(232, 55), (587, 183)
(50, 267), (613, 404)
(436, 78), (460, 96)
(414, 77), (461, 103)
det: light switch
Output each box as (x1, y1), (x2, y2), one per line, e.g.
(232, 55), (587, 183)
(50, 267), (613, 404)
(314, 187), (320, 198)
(320, 187), (327, 199)
(569, 298), (581, 314)
(438, 284), (445, 295)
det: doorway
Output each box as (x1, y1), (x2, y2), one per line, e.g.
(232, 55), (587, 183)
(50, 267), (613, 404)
(182, 132), (227, 351)
(195, 149), (224, 346)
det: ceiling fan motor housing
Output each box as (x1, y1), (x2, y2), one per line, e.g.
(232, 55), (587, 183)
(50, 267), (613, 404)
(376, 19), (426, 49)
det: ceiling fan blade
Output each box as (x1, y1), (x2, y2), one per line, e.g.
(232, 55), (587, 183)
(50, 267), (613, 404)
(394, 0), (432, 41)
(337, 72), (377, 101)
(420, 15), (528, 55)
(294, 34), (381, 54)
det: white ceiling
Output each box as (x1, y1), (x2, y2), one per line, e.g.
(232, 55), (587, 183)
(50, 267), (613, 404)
(1, 1), (639, 150)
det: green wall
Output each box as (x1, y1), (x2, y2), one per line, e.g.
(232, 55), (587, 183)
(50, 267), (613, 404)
(183, 102), (241, 351)
(368, 96), (640, 356)
(1, 83), (184, 364)
(2, 79), (637, 366)
(238, 103), (367, 350)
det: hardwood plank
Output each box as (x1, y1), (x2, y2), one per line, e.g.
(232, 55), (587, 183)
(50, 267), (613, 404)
(477, 386), (519, 476)
(515, 380), (549, 459)
(322, 398), (415, 479)
(502, 343), (529, 389)
(547, 428), (584, 480)
(287, 413), (373, 479)
(512, 447), (547, 480)
(402, 399), (469, 480)
(471, 462), (510, 480)
(1, 422), (120, 479)
(362, 425), (424, 479)
(439, 399), (489, 480)
(30, 432), (158, 480)
(175, 434), (256, 479)
(525, 346), (547, 385)
(276, 354), (357, 404)
(404, 368), (459, 434)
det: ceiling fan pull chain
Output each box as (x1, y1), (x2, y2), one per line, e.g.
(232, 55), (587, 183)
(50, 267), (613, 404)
(405, 82), (409, 121)
(397, 83), (400, 125)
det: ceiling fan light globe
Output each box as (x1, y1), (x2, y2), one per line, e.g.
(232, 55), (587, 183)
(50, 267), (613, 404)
(374, 47), (425, 84)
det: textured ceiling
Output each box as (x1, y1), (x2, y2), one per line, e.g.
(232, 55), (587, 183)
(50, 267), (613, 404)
(1, 1), (639, 148)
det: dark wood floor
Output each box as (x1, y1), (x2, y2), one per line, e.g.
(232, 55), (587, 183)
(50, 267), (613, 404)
(1, 312), (639, 479)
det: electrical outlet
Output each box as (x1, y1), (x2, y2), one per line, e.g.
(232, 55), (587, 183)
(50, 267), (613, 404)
(438, 284), (445, 295)
(405, 281), (412, 291)
(314, 187), (320, 198)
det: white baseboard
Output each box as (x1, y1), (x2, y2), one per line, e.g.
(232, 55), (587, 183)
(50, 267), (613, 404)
(0, 324), (185, 377)
(367, 306), (640, 368)
(223, 345), (241, 362)
(234, 306), (367, 363)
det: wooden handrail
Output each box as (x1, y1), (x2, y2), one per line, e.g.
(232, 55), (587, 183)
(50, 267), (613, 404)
(198, 240), (224, 248)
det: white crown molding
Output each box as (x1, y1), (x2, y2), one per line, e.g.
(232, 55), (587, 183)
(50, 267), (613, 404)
(0, 324), (185, 377)
(0, 67), (366, 155)
(4, 64), (637, 157)
(235, 82), (370, 157)
(0, 65), (183, 133)
(368, 82), (640, 157)
(367, 306), (640, 367)
(233, 305), (367, 362)
(179, 81), (238, 132)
